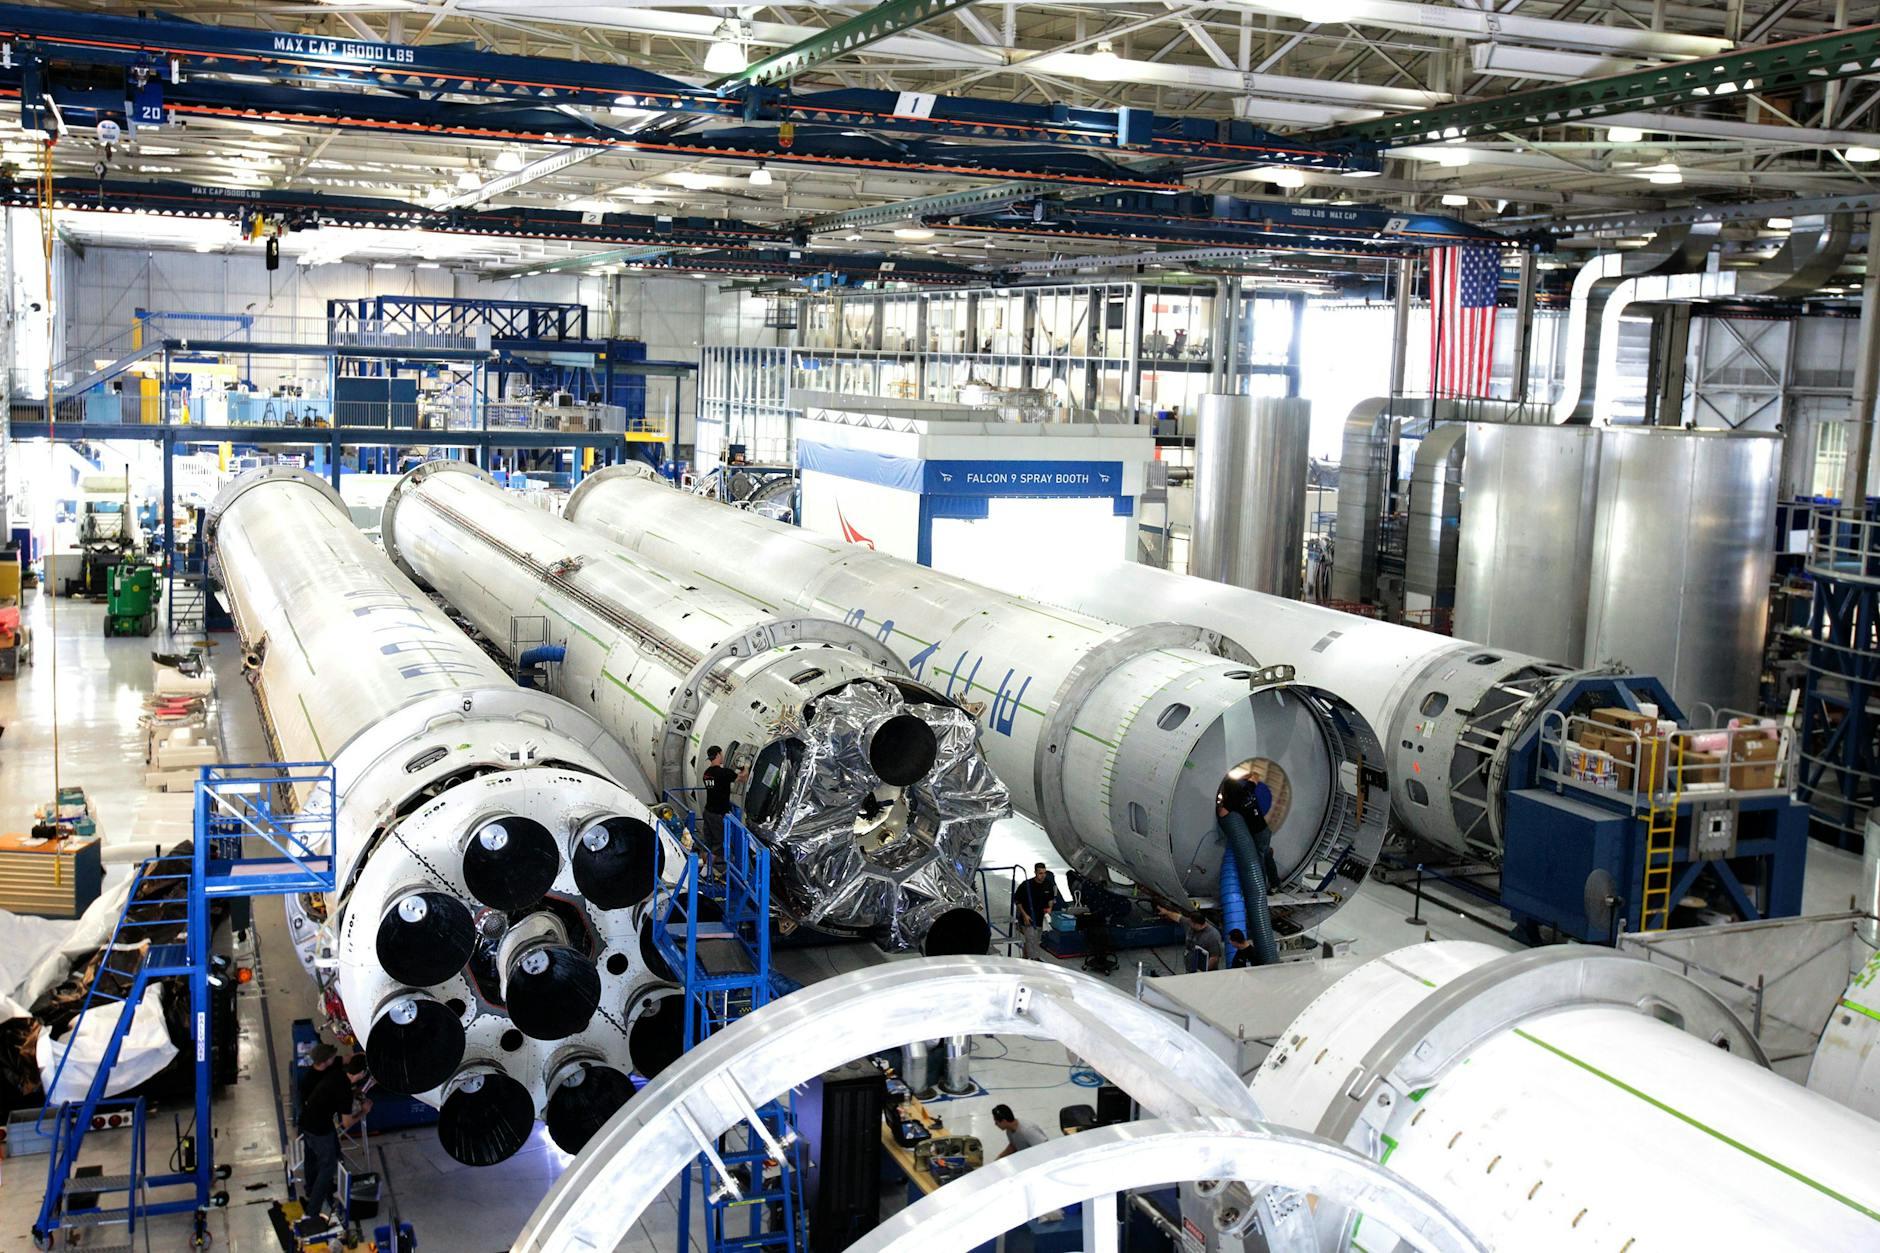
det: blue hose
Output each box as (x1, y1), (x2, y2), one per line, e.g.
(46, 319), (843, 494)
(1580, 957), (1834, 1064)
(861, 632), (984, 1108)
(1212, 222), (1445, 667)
(518, 644), (566, 667)
(1219, 810), (1279, 965)
(1218, 843), (1248, 941)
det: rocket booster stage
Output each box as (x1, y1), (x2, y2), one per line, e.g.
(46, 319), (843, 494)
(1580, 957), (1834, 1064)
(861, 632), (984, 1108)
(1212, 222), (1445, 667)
(380, 461), (1009, 954)
(207, 468), (682, 1165)
(561, 467), (1386, 935)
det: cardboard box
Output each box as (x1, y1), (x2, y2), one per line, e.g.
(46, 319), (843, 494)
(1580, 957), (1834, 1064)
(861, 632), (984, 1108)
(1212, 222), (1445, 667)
(0, 553), (18, 602)
(1729, 734), (1781, 790)
(1591, 707), (1657, 737)
(1679, 749), (1727, 788)
(1581, 730), (1637, 790)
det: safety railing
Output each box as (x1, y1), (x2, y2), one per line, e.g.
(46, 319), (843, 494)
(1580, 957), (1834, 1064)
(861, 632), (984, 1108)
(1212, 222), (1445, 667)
(194, 762), (338, 894)
(483, 401), (628, 434)
(1537, 710), (1794, 815)
(1806, 507), (1880, 585)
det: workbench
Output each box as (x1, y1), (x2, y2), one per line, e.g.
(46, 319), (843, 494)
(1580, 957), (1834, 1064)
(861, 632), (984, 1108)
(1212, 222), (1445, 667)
(878, 1098), (1076, 1252)
(0, 832), (102, 917)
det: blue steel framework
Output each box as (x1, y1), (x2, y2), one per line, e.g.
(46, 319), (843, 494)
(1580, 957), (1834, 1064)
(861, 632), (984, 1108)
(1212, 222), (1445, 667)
(0, 178), (1494, 285)
(1500, 674), (1807, 942)
(1797, 508), (1880, 851)
(651, 794), (806, 1253)
(324, 295), (667, 426)
(34, 762), (336, 1251)
(0, 3), (1381, 175)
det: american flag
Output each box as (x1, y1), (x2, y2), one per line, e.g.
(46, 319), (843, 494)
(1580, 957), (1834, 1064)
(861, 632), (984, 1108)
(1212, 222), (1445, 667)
(1428, 245), (1501, 398)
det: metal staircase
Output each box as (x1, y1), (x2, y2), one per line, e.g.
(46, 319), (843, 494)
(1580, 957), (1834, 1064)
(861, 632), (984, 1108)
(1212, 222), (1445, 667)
(651, 795), (806, 1253)
(33, 763), (336, 1251)
(1639, 738), (1684, 932)
(166, 575), (205, 640)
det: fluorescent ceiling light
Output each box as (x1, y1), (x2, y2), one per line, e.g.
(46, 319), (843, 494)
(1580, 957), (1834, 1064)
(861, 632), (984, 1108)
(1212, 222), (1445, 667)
(630, 193), (656, 205)
(243, 123), (286, 137)
(844, 233), (864, 241)
(1441, 193), (1469, 207)
(749, 163), (773, 187)
(374, 262), (396, 269)
(1341, 167), (1382, 178)
(1436, 148), (1472, 167)
(1604, 125), (1645, 143)
(1645, 163), (1682, 184)
(673, 171), (714, 190)
(491, 150), (524, 173)
(417, 262), (441, 269)
(1843, 145), (1880, 163)
(454, 170), (481, 190)
(893, 227), (935, 241)
(1767, 217), (1794, 230)
(1263, 167), (1306, 189)
(704, 21), (746, 74)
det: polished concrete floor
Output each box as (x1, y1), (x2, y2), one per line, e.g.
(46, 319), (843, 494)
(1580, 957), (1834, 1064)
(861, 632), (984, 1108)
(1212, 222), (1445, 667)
(0, 586), (1866, 1251)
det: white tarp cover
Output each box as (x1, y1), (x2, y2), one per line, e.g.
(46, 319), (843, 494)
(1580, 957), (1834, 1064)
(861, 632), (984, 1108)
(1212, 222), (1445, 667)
(0, 907), (78, 1021)
(36, 981), (179, 1102)
(8, 876), (137, 1020)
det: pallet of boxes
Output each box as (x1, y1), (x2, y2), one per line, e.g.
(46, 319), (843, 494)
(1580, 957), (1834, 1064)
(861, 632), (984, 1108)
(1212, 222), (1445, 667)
(1569, 706), (1683, 797)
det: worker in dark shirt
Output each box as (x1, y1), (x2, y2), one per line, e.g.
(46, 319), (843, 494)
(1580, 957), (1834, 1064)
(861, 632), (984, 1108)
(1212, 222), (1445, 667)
(700, 746), (748, 869)
(1226, 929), (1258, 969)
(1013, 863), (1060, 961)
(296, 1042), (337, 1121)
(1184, 913), (1225, 972)
(298, 1049), (370, 1220)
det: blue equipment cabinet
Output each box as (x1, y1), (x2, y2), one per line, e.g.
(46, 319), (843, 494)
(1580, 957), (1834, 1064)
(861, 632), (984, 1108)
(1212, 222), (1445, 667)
(1496, 674), (1809, 943)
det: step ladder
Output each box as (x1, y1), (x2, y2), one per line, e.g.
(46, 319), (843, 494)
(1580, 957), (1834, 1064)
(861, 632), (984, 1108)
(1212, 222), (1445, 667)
(33, 763), (337, 1251)
(1638, 738), (1684, 932)
(167, 575), (205, 639)
(652, 798), (806, 1253)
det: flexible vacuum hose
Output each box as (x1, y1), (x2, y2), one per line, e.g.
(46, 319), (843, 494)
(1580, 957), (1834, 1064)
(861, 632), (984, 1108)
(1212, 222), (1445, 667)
(1218, 843), (1248, 941)
(1220, 810), (1279, 965)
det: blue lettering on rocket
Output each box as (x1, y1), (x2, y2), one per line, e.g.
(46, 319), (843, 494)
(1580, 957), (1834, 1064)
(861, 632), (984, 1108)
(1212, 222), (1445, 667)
(989, 670), (1031, 736)
(906, 639), (939, 680)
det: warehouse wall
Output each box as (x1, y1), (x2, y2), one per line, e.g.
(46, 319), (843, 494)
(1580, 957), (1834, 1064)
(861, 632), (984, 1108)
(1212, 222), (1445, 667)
(52, 244), (783, 445)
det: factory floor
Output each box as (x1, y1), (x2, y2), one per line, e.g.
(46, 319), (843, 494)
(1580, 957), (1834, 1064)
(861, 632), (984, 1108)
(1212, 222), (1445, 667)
(0, 588), (1868, 1251)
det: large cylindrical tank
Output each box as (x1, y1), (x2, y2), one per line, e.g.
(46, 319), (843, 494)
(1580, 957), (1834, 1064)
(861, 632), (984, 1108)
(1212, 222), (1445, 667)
(1191, 394), (1310, 598)
(1583, 427), (1780, 718)
(380, 461), (1008, 955)
(207, 468), (681, 1164)
(1253, 942), (1880, 1251)
(562, 468), (1387, 937)
(1403, 424), (1465, 617)
(1454, 423), (1604, 661)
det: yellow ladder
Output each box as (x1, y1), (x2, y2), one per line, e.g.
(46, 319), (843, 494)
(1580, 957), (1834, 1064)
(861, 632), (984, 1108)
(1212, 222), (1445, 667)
(1639, 736), (1682, 931)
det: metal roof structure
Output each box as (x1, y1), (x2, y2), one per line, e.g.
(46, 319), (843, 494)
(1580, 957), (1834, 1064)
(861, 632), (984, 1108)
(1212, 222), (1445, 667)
(0, 1), (1873, 286)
